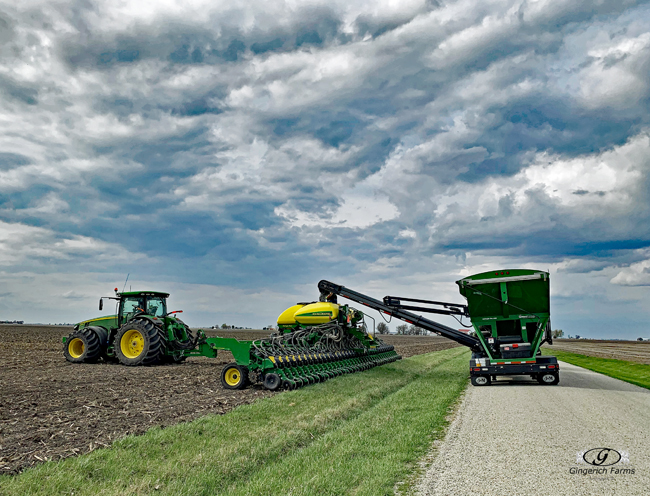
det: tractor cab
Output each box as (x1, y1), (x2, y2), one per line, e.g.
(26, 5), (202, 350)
(117, 291), (169, 325)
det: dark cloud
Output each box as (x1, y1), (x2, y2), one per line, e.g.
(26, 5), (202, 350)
(0, 152), (31, 168)
(0, 10), (15, 44)
(0, 0), (649, 336)
(0, 74), (38, 105)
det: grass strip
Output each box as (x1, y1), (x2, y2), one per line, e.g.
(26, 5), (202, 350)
(551, 349), (650, 390)
(227, 351), (470, 496)
(0, 347), (469, 496)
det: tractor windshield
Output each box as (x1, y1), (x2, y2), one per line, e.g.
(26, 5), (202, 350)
(121, 296), (144, 322)
(146, 297), (166, 317)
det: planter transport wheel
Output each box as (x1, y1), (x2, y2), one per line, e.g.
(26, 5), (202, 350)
(263, 373), (282, 391)
(221, 363), (249, 390)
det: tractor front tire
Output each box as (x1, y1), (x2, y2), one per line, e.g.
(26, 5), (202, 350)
(221, 363), (249, 390)
(63, 328), (102, 363)
(115, 319), (165, 366)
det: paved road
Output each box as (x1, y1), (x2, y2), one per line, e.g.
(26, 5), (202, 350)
(415, 362), (650, 496)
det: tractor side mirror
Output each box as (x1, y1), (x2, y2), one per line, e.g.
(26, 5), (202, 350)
(99, 298), (103, 311)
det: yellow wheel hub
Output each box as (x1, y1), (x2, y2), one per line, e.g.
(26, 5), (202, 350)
(224, 367), (241, 387)
(121, 329), (145, 359)
(68, 338), (85, 358)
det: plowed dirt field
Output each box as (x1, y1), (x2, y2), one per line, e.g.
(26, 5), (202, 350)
(546, 338), (650, 364)
(0, 325), (457, 474)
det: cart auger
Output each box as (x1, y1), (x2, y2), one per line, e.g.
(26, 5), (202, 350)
(318, 268), (559, 386)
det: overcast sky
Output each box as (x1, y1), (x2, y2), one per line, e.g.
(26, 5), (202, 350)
(1, 0), (649, 338)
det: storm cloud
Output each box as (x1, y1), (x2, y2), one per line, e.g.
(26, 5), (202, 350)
(0, 0), (649, 337)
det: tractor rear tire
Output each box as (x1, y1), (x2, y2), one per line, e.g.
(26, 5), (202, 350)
(63, 328), (102, 363)
(221, 363), (249, 390)
(115, 319), (165, 366)
(171, 323), (196, 350)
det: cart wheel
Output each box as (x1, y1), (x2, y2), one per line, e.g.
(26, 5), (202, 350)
(471, 375), (491, 386)
(221, 363), (249, 390)
(537, 372), (559, 385)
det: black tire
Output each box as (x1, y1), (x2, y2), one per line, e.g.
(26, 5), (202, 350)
(263, 372), (282, 391)
(63, 328), (102, 363)
(114, 319), (165, 366)
(221, 363), (249, 390)
(471, 375), (491, 386)
(87, 326), (110, 361)
(537, 372), (559, 385)
(171, 322), (196, 350)
(87, 326), (108, 347)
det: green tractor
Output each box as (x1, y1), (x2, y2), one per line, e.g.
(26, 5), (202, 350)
(63, 288), (196, 366)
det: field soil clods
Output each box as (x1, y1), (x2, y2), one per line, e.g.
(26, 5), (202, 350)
(0, 325), (457, 475)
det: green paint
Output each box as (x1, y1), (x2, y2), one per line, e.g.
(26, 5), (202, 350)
(457, 269), (552, 362)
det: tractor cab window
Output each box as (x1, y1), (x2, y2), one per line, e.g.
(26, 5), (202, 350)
(146, 297), (166, 317)
(121, 297), (145, 321)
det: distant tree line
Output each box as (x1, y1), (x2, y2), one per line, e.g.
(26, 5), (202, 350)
(395, 323), (428, 335)
(213, 324), (254, 330)
(374, 322), (430, 335)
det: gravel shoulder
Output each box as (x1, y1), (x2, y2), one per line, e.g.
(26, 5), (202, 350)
(415, 362), (650, 496)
